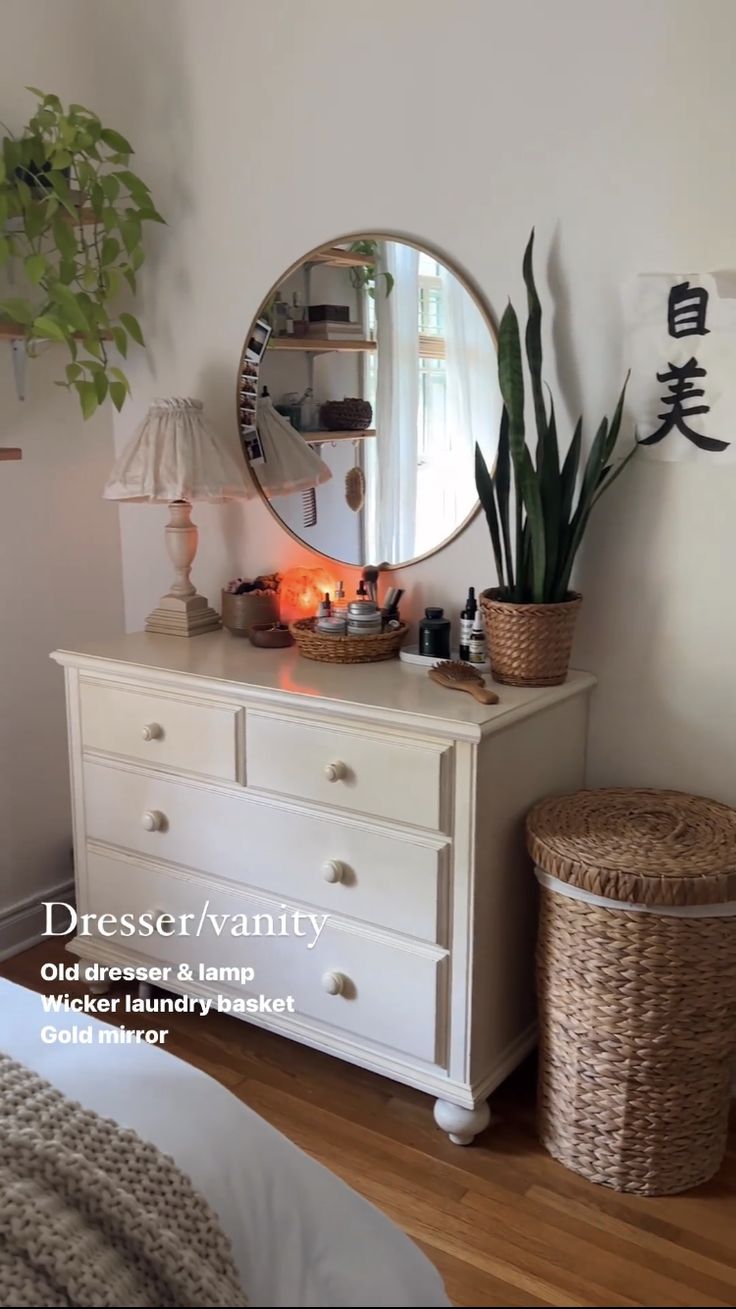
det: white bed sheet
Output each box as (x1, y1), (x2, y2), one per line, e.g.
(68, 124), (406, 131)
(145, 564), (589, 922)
(0, 979), (448, 1307)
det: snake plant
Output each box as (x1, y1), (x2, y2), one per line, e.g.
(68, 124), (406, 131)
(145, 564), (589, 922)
(476, 231), (635, 604)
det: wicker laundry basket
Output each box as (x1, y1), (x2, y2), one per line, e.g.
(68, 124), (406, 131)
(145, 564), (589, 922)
(526, 788), (736, 1196)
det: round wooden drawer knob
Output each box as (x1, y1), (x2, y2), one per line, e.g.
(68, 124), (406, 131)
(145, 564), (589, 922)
(324, 760), (347, 783)
(322, 860), (345, 883)
(142, 809), (166, 832)
(322, 971), (345, 996)
(142, 723), (162, 741)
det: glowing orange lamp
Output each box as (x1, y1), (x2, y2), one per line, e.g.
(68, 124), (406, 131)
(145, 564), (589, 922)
(279, 566), (337, 623)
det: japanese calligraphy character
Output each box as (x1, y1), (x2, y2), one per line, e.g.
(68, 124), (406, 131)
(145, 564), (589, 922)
(639, 357), (729, 452)
(668, 281), (709, 338)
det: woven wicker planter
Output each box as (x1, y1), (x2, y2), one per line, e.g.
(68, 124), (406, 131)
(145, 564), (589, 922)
(527, 788), (736, 1196)
(480, 589), (581, 687)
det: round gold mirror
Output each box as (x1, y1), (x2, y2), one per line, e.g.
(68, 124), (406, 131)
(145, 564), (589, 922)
(238, 233), (498, 569)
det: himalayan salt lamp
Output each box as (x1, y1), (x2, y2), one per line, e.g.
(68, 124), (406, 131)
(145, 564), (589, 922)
(279, 566), (336, 623)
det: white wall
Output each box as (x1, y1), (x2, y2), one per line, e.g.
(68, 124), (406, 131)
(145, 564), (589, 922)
(0, 1), (125, 945)
(101, 0), (736, 804)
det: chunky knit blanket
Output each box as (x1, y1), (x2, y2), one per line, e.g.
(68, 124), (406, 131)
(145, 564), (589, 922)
(0, 1052), (248, 1307)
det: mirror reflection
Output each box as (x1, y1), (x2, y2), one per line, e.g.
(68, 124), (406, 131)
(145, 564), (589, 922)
(239, 235), (498, 568)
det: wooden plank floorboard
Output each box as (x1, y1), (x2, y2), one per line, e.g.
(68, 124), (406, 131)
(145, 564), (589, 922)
(2, 943), (735, 1307)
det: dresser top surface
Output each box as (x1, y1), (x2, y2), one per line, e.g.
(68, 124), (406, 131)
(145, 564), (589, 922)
(52, 631), (595, 742)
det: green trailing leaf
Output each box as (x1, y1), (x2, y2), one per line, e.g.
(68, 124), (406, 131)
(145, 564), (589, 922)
(112, 324), (128, 357)
(0, 297), (35, 325)
(100, 173), (120, 204)
(92, 369), (108, 404)
(24, 252), (46, 284)
(120, 218), (141, 254)
(75, 380), (98, 419)
(101, 236), (120, 266)
(475, 442), (505, 590)
(0, 87), (160, 415)
(117, 169), (151, 207)
(51, 211), (79, 261)
(51, 282), (89, 331)
(120, 311), (144, 346)
(100, 127), (133, 155)
(32, 315), (68, 343)
(109, 380), (127, 411)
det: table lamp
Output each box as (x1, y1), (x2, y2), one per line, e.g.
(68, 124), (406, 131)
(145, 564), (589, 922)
(104, 396), (255, 636)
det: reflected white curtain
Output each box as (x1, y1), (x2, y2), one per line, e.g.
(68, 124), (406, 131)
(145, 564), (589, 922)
(441, 264), (499, 510)
(364, 241), (419, 563)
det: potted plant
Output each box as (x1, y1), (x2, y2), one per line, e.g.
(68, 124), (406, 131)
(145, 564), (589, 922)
(348, 239), (394, 297)
(0, 88), (163, 417)
(475, 232), (635, 686)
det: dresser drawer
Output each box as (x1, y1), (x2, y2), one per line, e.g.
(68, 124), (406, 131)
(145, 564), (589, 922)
(84, 850), (446, 1064)
(83, 762), (446, 943)
(245, 710), (449, 831)
(79, 679), (241, 782)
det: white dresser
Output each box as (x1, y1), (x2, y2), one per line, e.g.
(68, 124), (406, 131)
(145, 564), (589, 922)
(52, 633), (593, 1144)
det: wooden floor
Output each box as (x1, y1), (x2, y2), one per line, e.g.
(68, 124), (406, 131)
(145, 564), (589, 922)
(3, 943), (736, 1308)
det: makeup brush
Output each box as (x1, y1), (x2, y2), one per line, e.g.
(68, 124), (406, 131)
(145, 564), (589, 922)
(362, 565), (380, 604)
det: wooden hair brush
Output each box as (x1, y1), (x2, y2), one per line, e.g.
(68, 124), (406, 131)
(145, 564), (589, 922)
(429, 660), (499, 704)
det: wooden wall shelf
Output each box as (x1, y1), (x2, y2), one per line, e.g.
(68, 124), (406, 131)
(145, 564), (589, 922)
(305, 429), (375, 443)
(269, 337), (376, 353)
(308, 247), (376, 269)
(0, 448), (22, 461)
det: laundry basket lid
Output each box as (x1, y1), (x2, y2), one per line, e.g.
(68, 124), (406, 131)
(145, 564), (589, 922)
(527, 788), (736, 907)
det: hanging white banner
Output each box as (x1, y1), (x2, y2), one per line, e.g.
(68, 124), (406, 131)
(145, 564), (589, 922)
(624, 271), (736, 464)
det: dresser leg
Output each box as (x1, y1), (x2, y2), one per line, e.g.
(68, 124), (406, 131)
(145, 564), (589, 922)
(433, 1097), (491, 1145)
(88, 981), (110, 996)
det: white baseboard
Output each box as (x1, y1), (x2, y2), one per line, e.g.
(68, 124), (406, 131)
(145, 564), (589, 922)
(0, 883), (75, 962)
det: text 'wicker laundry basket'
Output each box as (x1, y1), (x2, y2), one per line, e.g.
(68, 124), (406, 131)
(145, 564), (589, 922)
(526, 788), (736, 1196)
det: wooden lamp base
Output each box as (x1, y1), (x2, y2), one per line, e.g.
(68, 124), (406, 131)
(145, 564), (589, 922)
(145, 500), (221, 637)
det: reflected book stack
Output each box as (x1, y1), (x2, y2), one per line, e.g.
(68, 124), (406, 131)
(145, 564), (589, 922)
(307, 304), (365, 340)
(306, 321), (365, 340)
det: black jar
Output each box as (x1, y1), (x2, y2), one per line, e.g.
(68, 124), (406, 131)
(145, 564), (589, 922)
(419, 607), (451, 659)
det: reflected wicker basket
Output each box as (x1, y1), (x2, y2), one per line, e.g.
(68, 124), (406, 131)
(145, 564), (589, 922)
(290, 618), (408, 664)
(320, 398), (373, 431)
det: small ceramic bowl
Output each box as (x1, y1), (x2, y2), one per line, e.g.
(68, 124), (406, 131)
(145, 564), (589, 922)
(250, 622), (294, 649)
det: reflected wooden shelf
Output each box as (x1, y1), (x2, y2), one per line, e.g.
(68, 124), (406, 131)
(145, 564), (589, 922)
(269, 337), (376, 352)
(308, 247), (376, 269)
(304, 429), (375, 443)
(0, 448), (22, 461)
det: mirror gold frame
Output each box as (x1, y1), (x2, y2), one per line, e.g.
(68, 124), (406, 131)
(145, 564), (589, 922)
(236, 231), (498, 571)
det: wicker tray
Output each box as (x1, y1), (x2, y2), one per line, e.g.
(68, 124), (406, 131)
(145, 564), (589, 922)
(290, 618), (408, 663)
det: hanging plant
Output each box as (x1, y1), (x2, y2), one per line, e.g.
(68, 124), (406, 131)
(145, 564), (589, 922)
(0, 88), (164, 417)
(348, 239), (394, 298)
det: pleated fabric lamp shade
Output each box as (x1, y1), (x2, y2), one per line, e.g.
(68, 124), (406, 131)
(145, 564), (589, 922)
(104, 397), (254, 636)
